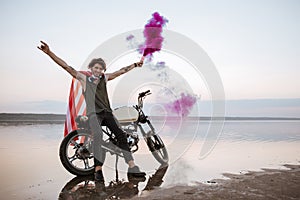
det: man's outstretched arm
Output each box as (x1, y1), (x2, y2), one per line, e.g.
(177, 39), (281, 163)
(107, 61), (143, 81)
(37, 41), (85, 81)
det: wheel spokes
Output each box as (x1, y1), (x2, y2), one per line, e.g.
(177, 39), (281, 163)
(66, 133), (94, 171)
(68, 154), (78, 163)
(70, 140), (81, 149)
(83, 159), (90, 169)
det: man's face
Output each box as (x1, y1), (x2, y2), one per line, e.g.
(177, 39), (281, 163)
(91, 63), (105, 77)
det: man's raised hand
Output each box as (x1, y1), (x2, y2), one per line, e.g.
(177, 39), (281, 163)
(37, 41), (50, 54)
(136, 60), (144, 67)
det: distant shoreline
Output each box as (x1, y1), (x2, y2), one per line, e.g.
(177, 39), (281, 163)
(0, 113), (66, 125)
(0, 113), (299, 125)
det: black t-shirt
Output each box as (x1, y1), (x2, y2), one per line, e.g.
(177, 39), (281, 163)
(83, 75), (112, 115)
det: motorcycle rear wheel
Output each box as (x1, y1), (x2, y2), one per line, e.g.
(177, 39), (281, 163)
(59, 130), (95, 176)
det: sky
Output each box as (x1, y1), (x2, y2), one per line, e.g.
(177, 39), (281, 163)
(0, 0), (299, 115)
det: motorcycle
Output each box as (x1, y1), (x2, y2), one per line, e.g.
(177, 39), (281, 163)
(59, 90), (169, 176)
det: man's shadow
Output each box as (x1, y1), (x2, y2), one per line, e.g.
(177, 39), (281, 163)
(59, 164), (168, 200)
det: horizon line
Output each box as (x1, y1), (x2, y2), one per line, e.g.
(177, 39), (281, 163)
(0, 113), (300, 120)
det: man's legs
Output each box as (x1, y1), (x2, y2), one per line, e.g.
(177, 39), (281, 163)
(88, 113), (106, 182)
(102, 112), (145, 177)
(102, 112), (133, 163)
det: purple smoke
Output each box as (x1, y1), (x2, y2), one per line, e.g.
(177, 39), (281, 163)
(126, 34), (135, 41)
(148, 61), (167, 71)
(164, 93), (197, 117)
(140, 12), (168, 59)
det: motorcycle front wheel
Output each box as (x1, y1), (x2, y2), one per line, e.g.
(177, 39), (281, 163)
(59, 130), (95, 176)
(146, 134), (169, 164)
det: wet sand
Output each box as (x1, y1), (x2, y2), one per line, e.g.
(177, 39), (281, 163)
(132, 164), (300, 200)
(1, 120), (299, 199)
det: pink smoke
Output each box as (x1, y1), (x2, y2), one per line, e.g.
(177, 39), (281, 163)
(140, 12), (168, 59)
(164, 93), (197, 117)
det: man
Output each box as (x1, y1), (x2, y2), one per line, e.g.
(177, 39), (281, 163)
(38, 41), (146, 182)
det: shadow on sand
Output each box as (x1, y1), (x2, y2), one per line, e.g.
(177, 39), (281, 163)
(59, 164), (168, 199)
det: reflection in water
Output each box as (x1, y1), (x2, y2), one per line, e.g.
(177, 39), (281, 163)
(59, 164), (168, 200)
(143, 164), (168, 190)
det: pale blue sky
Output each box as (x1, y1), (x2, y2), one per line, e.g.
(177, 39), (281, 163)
(0, 0), (299, 113)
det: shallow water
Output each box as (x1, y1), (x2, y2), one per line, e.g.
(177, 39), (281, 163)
(0, 120), (299, 199)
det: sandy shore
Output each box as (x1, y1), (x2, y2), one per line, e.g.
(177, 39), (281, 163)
(132, 164), (300, 200)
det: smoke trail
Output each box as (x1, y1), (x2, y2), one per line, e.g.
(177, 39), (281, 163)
(148, 62), (199, 117)
(148, 61), (167, 71)
(126, 34), (134, 41)
(125, 34), (140, 50)
(140, 12), (168, 59)
(164, 93), (197, 117)
(124, 13), (198, 117)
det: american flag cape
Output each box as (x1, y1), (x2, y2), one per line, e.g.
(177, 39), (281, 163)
(64, 71), (92, 136)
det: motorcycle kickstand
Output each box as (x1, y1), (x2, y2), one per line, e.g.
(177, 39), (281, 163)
(115, 154), (119, 182)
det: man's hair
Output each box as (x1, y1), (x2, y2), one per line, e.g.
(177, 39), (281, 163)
(88, 58), (106, 70)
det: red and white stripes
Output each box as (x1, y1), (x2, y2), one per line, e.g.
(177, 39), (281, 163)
(64, 71), (91, 136)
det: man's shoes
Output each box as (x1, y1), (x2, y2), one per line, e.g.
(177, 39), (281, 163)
(127, 166), (146, 178)
(94, 170), (104, 183)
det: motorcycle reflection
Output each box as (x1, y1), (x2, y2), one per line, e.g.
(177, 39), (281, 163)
(59, 164), (168, 200)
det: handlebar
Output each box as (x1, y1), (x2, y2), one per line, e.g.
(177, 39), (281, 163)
(138, 90), (151, 98)
(136, 90), (151, 110)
